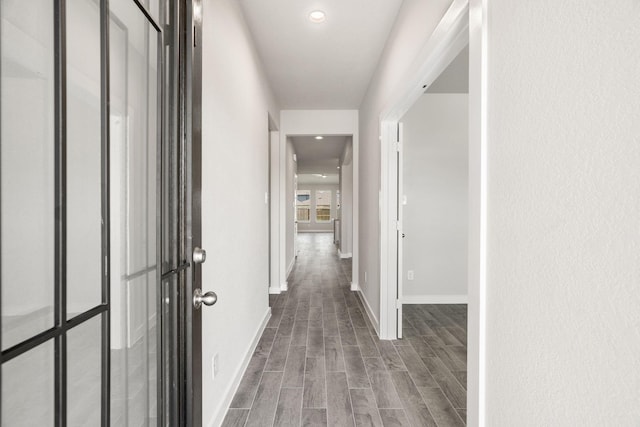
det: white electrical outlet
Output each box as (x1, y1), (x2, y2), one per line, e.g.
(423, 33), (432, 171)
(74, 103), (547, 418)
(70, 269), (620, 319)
(407, 270), (414, 280)
(364, 272), (367, 283)
(212, 354), (219, 380)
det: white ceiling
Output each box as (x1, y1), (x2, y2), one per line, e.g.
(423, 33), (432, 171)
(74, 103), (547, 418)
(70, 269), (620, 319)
(292, 135), (347, 174)
(238, 0), (404, 109)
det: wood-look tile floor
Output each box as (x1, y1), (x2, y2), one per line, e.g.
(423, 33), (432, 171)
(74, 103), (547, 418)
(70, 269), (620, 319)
(222, 233), (467, 427)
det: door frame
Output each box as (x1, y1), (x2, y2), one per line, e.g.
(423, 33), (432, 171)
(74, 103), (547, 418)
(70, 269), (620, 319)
(269, 130), (280, 294)
(276, 111), (359, 295)
(184, 0), (203, 425)
(378, 0), (488, 425)
(396, 123), (404, 340)
(161, 0), (203, 424)
(293, 170), (298, 259)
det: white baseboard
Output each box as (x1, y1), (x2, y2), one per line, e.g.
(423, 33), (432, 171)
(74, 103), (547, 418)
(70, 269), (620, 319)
(402, 295), (468, 304)
(286, 256), (295, 277)
(338, 250), (352, 259)
(280, 281), (288, 292)
(210, 307), (271, 427)
(268, 286), (281, 295)
(352, 284), (380, 336)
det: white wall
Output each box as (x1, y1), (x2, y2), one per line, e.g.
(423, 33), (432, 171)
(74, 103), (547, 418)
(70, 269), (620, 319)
(481, 1), (640, 425)
(339, 140), (353, 257)
(358, 0), (453, 328)
(401, 93), (468, 299)
(296, 184), (339, 232)
(201, 0), (279, 425)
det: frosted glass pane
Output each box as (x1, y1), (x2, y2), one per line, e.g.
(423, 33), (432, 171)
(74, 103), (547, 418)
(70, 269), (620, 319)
(148, 30), (158, 272)
(1, 0), (55, 349)
(111, 275), (157, 425)
(66, 0), (103, 317)
(2, 340), (54, 426)
(109, 0), (159, 423)
(68, 316), (102, 426)
(150, 0), (160, 24)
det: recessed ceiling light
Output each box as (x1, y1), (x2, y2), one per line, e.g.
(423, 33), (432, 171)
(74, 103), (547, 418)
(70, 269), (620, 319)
(321, 175), (327, 178)
(314, 136), (323, 140)
(337, 166), (340, 169)
(309, 10), (326, 23)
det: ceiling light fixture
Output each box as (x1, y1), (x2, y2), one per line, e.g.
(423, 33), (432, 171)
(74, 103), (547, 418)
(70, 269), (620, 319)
(309, 10), (326, 23)
(321, 175), (327, 178)
(314, 136), (323, 140)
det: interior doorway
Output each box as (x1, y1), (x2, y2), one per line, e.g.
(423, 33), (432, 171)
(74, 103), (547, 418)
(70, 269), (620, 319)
(274, 111), (359, 295)
(378, 0), (485, 423)
(288, 134), (355, 286)
(379, 3), (469, 341)
(397, 45), (469, 336)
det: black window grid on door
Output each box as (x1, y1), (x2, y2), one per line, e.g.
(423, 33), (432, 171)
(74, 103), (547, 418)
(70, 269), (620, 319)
(0, 0), (111, 425)
(0, 0), (164, 425)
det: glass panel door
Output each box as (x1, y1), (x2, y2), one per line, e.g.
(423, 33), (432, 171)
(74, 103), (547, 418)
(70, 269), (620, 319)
(1, 0), (166, 425)
(1, 0), (109, 425)
(1, 0), (198, 425)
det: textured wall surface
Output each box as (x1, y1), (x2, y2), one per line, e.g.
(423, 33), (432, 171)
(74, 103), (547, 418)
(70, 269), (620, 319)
(484, 1), (640, 425)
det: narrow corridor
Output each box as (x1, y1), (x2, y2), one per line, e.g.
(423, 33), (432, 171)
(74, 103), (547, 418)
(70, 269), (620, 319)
(222, 233), (467, 427)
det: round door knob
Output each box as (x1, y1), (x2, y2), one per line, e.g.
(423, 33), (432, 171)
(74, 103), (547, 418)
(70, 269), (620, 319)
(193, 288), (217, 309)
(193, 247), (206, 264)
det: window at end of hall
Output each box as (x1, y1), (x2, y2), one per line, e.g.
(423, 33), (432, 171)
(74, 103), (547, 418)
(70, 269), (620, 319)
(315, 190), (331, 222)
(296, 190), (311, 223)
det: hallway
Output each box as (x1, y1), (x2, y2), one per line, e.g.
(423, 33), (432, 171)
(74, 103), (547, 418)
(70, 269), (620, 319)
(222, 233), (467, 427)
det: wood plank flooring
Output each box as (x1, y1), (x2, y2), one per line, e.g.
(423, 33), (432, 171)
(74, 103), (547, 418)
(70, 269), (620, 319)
(222, 233), (467, 427)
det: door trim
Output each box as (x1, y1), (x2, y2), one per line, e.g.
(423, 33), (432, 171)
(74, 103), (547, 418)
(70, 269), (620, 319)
(185, 0), (203, 425)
